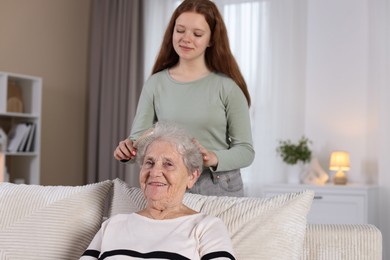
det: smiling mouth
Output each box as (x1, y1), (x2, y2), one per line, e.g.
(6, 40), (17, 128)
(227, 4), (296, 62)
(148, 182), (167, 187)
(179, 45), (192, 51)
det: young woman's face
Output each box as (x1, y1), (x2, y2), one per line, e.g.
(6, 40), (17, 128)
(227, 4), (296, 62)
(172, 12), (211, 62)
(139, 140), (197, 205)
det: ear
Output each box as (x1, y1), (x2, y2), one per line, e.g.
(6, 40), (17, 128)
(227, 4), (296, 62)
(187, 169), (201, 189)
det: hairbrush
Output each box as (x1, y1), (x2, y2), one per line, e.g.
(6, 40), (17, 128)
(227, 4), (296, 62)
(120, 124), (157, 163)
(133, 126), (155, 149)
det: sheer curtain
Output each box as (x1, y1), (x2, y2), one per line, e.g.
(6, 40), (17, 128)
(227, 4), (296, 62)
(143, 0), (308, 196)
(143, 0), (181, 78)
(214, 0), (308, 196)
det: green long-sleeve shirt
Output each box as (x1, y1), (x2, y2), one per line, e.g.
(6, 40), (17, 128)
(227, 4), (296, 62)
(129, 69), (255, 172)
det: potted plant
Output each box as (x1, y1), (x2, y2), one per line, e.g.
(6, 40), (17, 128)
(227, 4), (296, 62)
(276, 136), (312, 183)
(276, 136), (312, 165)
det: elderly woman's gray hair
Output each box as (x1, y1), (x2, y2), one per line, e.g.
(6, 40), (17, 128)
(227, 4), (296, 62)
(136, 122), (203, 174)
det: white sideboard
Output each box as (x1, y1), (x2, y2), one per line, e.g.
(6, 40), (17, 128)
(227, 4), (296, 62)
(262, 183), (379, 225)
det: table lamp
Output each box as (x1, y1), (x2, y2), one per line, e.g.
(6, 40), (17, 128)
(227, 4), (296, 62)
(329, 151), (350, 185)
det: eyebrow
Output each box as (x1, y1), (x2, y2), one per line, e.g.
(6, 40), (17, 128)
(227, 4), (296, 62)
(175, 24), (206, 33)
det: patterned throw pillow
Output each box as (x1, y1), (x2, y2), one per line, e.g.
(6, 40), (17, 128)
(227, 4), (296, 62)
(0, 180), (112, 259)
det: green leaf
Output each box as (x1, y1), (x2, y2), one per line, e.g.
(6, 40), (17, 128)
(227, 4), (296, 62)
(276, 136), (312, 165)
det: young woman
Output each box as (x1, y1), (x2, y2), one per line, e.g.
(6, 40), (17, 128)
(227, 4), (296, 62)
(114, 0), (254, 197)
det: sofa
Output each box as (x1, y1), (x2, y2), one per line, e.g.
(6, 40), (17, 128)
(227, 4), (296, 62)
(0, 178), (382, 260)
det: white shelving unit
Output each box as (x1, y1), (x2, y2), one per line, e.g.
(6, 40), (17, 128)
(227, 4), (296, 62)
(0, 71), (42, 184)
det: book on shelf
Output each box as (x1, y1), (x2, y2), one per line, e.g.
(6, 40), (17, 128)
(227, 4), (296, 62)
(24, 123), (36, 152)
(17, 124), (31, 152)
(7, 123), (28, 152)
(7, 123), (35, 153)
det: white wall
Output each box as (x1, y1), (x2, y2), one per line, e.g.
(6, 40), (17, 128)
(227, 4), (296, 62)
(0, 0), (91, 186)
(305, 0), (370, 183)
(305, 0), (389, 258)
(374, 0), (390, 257)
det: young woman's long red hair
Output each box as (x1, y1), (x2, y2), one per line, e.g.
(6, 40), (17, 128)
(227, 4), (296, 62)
(152, 0), (251, 106)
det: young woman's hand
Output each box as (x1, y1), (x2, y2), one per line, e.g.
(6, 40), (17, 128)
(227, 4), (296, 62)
(192, 139), (218, 169)
(114, 138), (137, 162)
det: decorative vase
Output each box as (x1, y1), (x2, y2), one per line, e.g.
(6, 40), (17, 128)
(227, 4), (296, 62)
(287, 162), (306, 184)
(7, 80), (23, 113)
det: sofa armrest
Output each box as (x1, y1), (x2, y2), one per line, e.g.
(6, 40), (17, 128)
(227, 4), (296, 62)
(302, 224), (382, 260)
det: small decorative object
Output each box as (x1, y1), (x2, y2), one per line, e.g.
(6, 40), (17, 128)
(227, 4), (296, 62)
(276, 136), (312, 184)
(4, 166), (10, 182)
(14, 178), (25, 184)
(0, 128), (7, 152)
(301, 157), (329, 185)
(329, 151), (350, 185)
(7, 80), (23, 113)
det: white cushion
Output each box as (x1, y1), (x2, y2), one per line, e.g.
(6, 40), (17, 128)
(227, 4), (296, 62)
(0, 180), (112, 259)
(110, 178), (314, 260)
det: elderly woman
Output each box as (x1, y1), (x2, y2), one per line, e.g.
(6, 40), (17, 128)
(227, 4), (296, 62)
(81, 122), (235, 260)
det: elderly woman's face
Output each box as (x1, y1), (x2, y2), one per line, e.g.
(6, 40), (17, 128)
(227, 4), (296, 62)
(139, 140), (197, 203)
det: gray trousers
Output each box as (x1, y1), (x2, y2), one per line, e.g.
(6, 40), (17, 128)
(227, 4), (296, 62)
(188, 168), (244, 197)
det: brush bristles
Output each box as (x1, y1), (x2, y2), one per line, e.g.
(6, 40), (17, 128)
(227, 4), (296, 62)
(133, 128), (155, 149)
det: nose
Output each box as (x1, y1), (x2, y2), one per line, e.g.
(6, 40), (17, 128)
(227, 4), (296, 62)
(149, 162), (163, 177)
(181, 32), (191, 43)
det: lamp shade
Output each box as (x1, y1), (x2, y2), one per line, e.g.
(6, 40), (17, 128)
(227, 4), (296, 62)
(329, 151), (350, 171)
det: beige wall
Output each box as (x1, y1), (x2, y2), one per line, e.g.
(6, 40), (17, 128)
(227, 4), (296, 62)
(0, 0), (91, 185)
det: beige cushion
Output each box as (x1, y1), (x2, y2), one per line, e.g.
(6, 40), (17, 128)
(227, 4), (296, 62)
(110, 178), (314, 260)
(0, 180), (112, 260)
